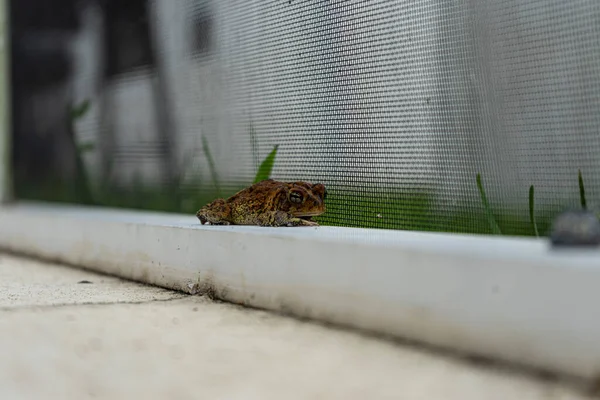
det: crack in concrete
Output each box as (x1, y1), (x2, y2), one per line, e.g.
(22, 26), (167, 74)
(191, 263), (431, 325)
(0, 294), (194, 312)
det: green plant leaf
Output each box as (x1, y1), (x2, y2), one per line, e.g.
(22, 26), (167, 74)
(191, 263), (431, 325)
(70, 99), (91, 122)
(528, 185), (539, 237)
(253, 145), (278, 184)
(249, 121), (259, 170)
(476, 173), (502, 235)
(201, 135), (221, 196)
(578, 169), (587, 210)
(77, 141), (96, 153)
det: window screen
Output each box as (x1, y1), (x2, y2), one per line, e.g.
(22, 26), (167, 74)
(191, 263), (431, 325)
(11, 0), (600, 236)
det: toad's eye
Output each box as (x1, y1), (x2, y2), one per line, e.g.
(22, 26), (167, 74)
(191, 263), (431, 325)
(289, 192), (303, 204)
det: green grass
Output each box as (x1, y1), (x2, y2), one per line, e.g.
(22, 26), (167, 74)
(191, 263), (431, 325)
(201, 135), (221, 197)
(316, 188), (557, 236)
(14, 158), (580, 238)
(315, 190), (432, 231)
(253, 145), (278, 184)
(579, 169), (587, 210)
(529, 185), (539, 237)
(473, 169), (593, 238)
(16, 175), (565, 237)
(476, 173), (502, 235)
(15, 177), (243, 215)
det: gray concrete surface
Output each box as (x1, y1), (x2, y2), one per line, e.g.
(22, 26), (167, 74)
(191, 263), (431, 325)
(0, 253), (594, 400)
(0, 255), (185, 308)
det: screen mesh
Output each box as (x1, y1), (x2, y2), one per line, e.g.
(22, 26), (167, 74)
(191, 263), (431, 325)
(10, 0), (600, 236)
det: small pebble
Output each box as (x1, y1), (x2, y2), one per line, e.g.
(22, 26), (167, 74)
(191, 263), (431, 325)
(77, 280), (94, 284)
(550, 210), (600, 247)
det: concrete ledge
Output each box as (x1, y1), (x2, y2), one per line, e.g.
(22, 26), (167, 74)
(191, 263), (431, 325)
(1, 201), (600, 380)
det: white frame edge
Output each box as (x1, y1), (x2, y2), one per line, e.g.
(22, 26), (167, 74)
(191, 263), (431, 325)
(1, 201), (599, 380)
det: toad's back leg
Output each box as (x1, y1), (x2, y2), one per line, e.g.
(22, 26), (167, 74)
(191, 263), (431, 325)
(256, 211), (318, 227)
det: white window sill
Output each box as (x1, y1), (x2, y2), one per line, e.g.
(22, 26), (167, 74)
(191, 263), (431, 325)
(1, 201), (599, 380)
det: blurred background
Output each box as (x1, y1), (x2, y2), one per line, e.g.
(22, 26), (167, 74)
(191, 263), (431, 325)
(10, 0), (600, 235)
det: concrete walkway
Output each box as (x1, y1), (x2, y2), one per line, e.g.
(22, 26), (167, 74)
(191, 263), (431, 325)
(0, 253), (594, 400)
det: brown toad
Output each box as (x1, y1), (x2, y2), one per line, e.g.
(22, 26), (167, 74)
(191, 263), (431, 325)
(196, 179), (327, 227)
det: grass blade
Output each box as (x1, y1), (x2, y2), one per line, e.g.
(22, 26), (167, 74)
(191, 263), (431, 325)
(201, 135), (221, 196)
(578, 169), (587, 210)
(476, 173), (502, 235)
(66, 100), (93, 204)
(249, 121), (259, 171)
(77, 141), (96, 154)
(253, 145), (278, 184)
(528, 185), (539, 237)
(69, 99), (91, 122)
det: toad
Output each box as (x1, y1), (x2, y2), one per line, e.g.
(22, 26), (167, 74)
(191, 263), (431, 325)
(196, 179), (327, 227)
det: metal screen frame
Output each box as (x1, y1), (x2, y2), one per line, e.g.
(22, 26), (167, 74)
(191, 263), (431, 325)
(1, 202), (600, 382)
(1, 0), (600, 384)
